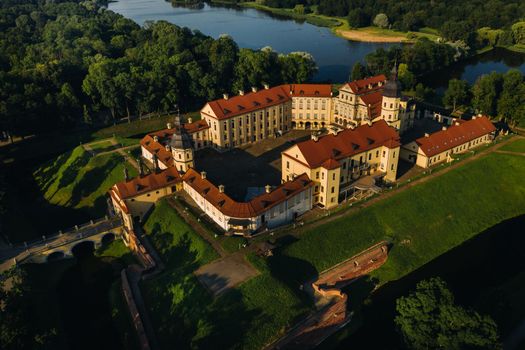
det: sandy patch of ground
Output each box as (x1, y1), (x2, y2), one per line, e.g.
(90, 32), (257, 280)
(194, 253), (259, 296)
(336, 29), (407, 43)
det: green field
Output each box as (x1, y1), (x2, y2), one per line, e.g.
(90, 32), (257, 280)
(140, 200), (311, 349)
(279, 152), (525, 285)
(499, 138), (525, 153)
(33, 146), (138, 220)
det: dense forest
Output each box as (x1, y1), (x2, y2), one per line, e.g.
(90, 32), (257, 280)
(0, 0), (317, 137)
(238, 0), (525, 46)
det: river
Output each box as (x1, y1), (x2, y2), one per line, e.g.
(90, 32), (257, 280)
(107, 0), (525, 87)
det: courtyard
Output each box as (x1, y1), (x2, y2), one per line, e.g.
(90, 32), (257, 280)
(194, 130), (310, 201)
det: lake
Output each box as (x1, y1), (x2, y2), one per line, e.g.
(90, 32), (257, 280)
(108, 0), (525, 87)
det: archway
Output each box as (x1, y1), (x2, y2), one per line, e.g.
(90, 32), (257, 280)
(291, 121), (297, 129)
(101, 233), (116, 245)
(71, 240), (95, 259)
(299, 121), (304, 129)
(47, 251), (65, 262)
(313, 122), (318, 129)
(305, 122), (311, 129)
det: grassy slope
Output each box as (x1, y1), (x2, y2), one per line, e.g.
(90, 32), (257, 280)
(499, 138), (525, 153)
(282, 152), (525, 284)
(140, 200), (310, 349)
(33, 146), (138, 221)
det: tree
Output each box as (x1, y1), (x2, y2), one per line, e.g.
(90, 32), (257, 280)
(443, 79), (470, 111)
(395, 277), (501, 350)
(497, 69), (525, 126)
(350, 62), (367, 81)
(511, 21), (525, 44)
(0, 268), (58, 349)
(472, 72), (503, 116)
(397, 63), (415, 89)
(414, 83), (434, 100)
(373, 13), (389, 29)
(347, 9), (369, 28)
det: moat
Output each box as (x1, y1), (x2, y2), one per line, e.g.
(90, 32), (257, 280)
(108, 0), (525, 85)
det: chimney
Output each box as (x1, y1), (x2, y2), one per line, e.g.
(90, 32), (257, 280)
(223, 93), (229, 100)
(472, 115), (477, 120)
(239, 90), (244, 96)
(218, 185), (225, 193)
(137, 158), (144, 176)
(252, 86), (258, 93)
(123, 167), (129, 181)
(188, 117), (193, 124)
(265, 185), (272, 193)
(312, 134), (319, 142)
(263, 83), (269, 90)
(153, 135), (159, 143)
(201, 171), (207, 179)
(424, 133), (430, 137)
(442, 126), (447, 131)
(167, 122), (172, 129)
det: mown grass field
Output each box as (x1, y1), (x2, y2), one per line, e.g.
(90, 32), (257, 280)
(140, 200), (311, 350)
(499, 137), (525, 153)
(280, 152), (525, 285)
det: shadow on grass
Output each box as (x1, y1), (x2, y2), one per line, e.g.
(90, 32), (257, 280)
(143, 229), (265, 349)
(68, 154), (120, 207)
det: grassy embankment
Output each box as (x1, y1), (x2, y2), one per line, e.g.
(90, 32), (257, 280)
(139, 199), (311, 350)
(33, 146), (138, 220)
(499, 137), (525, 152)
(277, 151), (525, 286)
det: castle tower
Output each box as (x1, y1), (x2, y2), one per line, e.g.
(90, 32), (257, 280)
(380, 65), (402, 130)
(170, 117), (194, 173)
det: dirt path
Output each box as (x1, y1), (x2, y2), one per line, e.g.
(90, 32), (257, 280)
(84, 138), (141, 170)
(166, 197), (227, 257)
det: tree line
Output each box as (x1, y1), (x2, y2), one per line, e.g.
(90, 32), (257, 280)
(442, 70), (525, 126)
(0, 0), (317, 136)
(233, 0), (525, 49)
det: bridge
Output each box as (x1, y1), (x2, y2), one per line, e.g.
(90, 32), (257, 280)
(0, 216), (124, 273)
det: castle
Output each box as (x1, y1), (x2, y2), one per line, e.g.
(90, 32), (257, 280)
(110, 71), (496, 236)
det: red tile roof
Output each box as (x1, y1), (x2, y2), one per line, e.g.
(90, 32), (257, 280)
(416, 116), (495, 157)
(203, 85), (291, 120)
(140, 119), (209, 168)
(360, 91), (383, 119)
(288, 84), (332, 97)
(182, 169), (313, 218)
(112, 167), (181, 200)
(140, 135), (174, 168)
(346, 75), (387, 94)
(286, 120), (400, 169)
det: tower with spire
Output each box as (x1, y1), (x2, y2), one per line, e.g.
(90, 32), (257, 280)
(170, 116), (194, 173)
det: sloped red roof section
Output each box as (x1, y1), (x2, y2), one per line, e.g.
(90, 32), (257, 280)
(113, 167), (181, 200)
(182, 168), (313, 218)
(346, 75), (387, 94)
(288, 120), (400, 169)
(204, 85), (291, 120)
(288, 84), (332, 97)
(416, 116), (495, 157)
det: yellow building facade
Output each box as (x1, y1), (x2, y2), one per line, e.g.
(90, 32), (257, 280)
(281, 120), (401, 209)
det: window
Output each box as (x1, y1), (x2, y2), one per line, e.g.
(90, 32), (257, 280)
(376, 150), (379, 157)
(382, 151), (386, 157)
(316, 172), (319, 179)
(321, 186), (324, 192)
(391, 164), (394, 170)
(368, 153), (372, 161)
(286, 161), (290, 169)
(321, 172), (325, 180)
(332, 173), (335, 180)
(331, 197), (335, 203)
(331, 187), (335, 193)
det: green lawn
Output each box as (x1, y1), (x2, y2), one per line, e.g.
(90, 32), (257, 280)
(96, 239), (138, 266)
(499, 138), (525, 153)
(280, 152), (525, 285)
(140, 200), (311, 349)
(33, 146), (138, 221)
(88, 140), (114, 152)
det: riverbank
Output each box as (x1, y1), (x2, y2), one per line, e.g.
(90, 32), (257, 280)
(237, 1), (438, 43)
